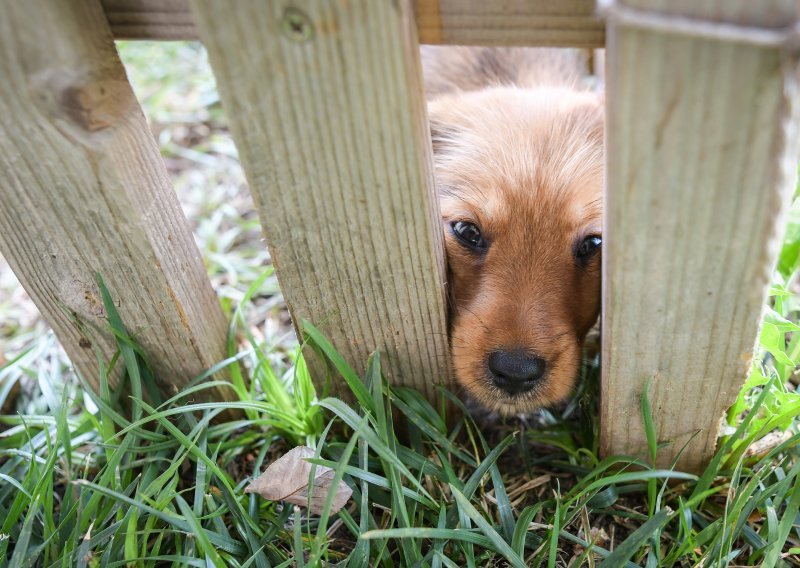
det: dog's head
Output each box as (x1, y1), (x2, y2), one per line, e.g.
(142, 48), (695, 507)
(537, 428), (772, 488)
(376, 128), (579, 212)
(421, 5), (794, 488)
(430, 86), (603, 414)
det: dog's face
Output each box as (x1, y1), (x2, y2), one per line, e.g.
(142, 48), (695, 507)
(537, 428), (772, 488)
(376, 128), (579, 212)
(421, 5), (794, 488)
(430, 87), (603, 414)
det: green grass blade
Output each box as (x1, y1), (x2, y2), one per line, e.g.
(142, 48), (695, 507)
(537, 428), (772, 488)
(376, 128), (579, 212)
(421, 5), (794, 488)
(462, 434), (516, 501)
(641, 377), (660, 522)
(175, 495), (227, 568)
(512, 504), (543, 556)
(641, 377), (658, 465)
(292, 505), (305, 568)
(451, 485), (527, 568)
(75, 480), (245, 555)
(361, 528), (493, 548)
(302, 321), (372, 412)
(0, 473), (32, 499)
(490, 462), (515, 544)
(547, 493), (560, 568)
(9, 493), (40, 568)
(598, 510), (670, 567)
(580, 470), (697, 497)
(318, 398), (432, 499)
(226, 268), (275, 396)
(76, 522), (94, 568)
(310, 426), (360, 563)
(762, 462), (800, 566)
(304, 459), (436, 509)
(96, 274), (143, 422)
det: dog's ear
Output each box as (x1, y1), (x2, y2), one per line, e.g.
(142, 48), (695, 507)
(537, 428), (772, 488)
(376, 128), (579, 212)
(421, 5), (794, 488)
(592, 97), (605, 145)
(428, 115), (459, 155)
(575, 96), (604, 146)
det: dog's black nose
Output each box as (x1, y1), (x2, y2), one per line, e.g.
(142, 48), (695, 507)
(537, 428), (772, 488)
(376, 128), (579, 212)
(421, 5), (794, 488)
(487, 350), (546, 395)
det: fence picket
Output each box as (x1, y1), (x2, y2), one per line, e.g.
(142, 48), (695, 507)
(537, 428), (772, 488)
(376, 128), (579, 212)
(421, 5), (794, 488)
(601, 0), (800, 470)
(191, 0), (452, 398)
(0, 0), (230, 397)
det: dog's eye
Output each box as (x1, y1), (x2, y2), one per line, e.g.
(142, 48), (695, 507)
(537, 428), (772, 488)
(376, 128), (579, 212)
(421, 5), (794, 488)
(451, 221), (487, 251)
(576, 235), (602, 263)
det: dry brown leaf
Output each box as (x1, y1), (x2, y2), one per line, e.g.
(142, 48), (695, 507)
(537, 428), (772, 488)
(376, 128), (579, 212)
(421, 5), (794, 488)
(245, 446), (352, 515)
(743, 430), (794, 458)
(506, 473), (552, 501)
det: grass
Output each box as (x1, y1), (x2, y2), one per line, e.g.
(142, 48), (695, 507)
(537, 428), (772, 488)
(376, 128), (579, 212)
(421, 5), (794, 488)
(1, 273), (799, 566)
(1, 42), (800, 567)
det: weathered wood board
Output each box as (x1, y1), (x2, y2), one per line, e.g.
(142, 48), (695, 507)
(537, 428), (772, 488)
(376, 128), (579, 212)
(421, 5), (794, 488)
(190, 0), (452, 398)
(601, 0), (800, 471)
(103, 0), (605, 47)
(0, 0), (229, 397)
(414, 0), (603, 47)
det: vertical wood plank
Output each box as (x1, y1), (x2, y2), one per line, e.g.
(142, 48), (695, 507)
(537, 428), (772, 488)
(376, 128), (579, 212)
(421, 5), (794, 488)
(190, 0), (451, 399)
(0, 0), (229, 397)
(601, 0), (800, 471)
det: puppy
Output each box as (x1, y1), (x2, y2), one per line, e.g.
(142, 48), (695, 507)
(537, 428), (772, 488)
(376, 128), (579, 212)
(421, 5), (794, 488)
(422, 47), (604, 415)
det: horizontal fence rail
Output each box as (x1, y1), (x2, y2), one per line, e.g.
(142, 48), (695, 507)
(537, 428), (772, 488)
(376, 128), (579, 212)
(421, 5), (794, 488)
(101, 0), (605, 46)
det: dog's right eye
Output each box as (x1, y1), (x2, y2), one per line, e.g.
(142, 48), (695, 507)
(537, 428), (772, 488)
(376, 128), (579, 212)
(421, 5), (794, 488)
(575, 235), (602, 264)
(451, 221), (487, 251)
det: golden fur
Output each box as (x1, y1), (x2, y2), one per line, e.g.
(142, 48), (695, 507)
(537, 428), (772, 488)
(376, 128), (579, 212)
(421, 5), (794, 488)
(422, 47), (604, 414)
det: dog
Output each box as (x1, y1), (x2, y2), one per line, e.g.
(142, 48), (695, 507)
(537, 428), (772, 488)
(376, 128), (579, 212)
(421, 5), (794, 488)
(422, 47), (604, 415)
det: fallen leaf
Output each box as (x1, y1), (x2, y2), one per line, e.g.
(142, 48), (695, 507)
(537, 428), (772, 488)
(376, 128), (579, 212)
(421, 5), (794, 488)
(245, 446), (352, 515)
(743, 430), (794, 458)
(589, 527), (610, 547)
(748, 509), (764, 523)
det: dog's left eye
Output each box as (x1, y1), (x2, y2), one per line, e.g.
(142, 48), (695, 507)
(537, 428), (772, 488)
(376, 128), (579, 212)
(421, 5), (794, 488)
(576, 235), (602, 263)
(451, 221), (487, 251)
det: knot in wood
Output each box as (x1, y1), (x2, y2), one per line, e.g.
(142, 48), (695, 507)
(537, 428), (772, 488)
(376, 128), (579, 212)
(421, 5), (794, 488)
(281, 7), (314, 42)
(59, 79), (134, 132)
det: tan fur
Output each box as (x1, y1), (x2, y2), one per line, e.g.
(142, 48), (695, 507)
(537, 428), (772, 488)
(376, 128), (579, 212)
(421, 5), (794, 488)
(423, 47), (603, 414)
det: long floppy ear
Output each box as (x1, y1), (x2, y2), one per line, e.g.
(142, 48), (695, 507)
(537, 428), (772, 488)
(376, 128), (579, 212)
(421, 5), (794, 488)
(428, 114), (459, 155)
(591, 95), (605, 146)
(573, 95), (604, 147)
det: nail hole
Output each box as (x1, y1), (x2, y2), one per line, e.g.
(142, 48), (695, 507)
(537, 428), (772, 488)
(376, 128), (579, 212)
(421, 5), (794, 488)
(281, 7), (314, 42)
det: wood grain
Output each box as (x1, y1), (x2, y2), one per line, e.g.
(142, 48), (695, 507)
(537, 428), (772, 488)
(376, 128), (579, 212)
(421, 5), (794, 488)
(414, 0), (604, 47)
(102, 0), (195, 40)
(0, 0), (230, 397)
(190, 0), (452, 399)
(601, 0), (800, 471)
(102, 0), (605, 47)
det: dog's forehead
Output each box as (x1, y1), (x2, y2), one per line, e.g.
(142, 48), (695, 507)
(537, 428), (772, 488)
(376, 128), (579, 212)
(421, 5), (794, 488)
(437, 147), (602, 232)
(436, 107), (601, 219)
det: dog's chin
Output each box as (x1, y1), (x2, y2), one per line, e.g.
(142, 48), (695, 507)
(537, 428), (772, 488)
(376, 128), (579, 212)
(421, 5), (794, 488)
(458, 376), (575, 416)
(474, 391), (547, 416)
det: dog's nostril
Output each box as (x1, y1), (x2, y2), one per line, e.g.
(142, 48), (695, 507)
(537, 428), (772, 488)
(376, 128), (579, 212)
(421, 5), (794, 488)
(487, 350), (546, 394)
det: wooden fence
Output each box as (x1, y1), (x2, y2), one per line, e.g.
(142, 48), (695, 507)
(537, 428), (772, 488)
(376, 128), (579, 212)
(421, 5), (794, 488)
(0, 0), (797, 471)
